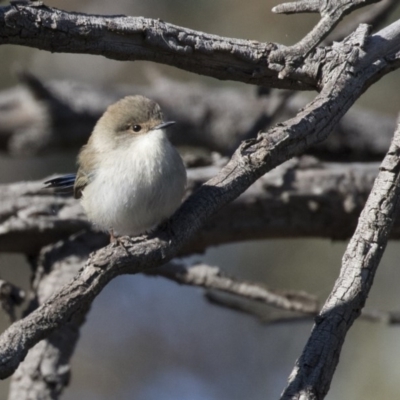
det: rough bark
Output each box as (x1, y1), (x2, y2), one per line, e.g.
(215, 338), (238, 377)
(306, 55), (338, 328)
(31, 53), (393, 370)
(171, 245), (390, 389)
(8, 232), (106, 400)
(0, 3), (313, 91)
(324, 0), (399, 44)
(281, 118), (400, 399)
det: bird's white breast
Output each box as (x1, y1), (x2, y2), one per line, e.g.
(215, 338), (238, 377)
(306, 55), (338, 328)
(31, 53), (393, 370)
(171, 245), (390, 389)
(80, 129), (186, 236)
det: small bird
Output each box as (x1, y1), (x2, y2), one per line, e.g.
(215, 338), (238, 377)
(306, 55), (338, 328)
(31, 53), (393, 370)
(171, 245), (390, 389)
(45, 95), (187, 238)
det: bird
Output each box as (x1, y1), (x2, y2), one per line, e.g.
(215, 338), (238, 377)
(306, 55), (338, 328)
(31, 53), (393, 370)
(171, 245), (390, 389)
(45, 95), (187, 239)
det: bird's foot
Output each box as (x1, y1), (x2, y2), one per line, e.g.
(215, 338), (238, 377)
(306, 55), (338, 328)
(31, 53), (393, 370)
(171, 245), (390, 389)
(109, 230), (131, 255)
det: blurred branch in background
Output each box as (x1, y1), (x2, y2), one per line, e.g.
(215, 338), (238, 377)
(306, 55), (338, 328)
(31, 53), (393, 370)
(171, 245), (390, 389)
(147, 262), (319, 314)
(0, 72), (396, 160)
(4, 157), (400, 255)
(206, 290), (400, 325)
(0, 280), (24, 323)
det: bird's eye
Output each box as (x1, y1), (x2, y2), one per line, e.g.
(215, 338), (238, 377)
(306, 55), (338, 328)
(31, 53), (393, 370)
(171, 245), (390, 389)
(132, 125), (142, 132)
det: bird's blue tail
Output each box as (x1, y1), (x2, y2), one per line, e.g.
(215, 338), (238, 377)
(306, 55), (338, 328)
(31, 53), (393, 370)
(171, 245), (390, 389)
(44, 174), (76, 195)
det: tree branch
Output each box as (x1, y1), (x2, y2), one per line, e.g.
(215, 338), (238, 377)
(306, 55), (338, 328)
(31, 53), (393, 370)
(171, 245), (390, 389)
(270, 0), (381, 77)
(281, 117), (400, 399)
(0, 280), (25, 323)
(206, 290), (400, 326)
(0, 3), (314, 90)
(8, 232), (105, 400)
(148, 262), (319, 314)
(324, 0), (399, 44)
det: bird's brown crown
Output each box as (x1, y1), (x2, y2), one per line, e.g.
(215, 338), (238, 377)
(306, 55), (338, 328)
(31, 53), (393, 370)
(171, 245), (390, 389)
(97, 95), (164, 137)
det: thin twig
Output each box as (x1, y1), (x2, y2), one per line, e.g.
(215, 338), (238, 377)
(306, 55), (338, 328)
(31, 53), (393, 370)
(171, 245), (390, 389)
(148, 263), (319, 314)
(270, 0), (381, 77)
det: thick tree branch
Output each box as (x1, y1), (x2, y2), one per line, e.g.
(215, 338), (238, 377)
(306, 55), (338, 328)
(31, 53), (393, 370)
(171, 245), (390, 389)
(281, 117), (400, 399)
(0, 3), (314, 90)
(8, 232), (105, 400)
(2, 1), (392, 91)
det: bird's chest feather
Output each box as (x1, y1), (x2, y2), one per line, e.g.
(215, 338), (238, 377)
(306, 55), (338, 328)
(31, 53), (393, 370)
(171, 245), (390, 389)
(95, 133), (174, 205)
(81, 131), (186, 235)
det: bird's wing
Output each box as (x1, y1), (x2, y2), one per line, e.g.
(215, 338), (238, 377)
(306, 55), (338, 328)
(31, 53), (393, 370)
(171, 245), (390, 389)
(44, 174), (76, 196)
(73, 143), (98, 199)
(73, 168), (89, 199)
(44, 174), (76, 188)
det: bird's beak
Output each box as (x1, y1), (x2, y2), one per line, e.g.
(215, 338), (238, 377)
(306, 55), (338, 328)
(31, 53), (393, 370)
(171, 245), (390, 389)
(153, 121), (176, 130)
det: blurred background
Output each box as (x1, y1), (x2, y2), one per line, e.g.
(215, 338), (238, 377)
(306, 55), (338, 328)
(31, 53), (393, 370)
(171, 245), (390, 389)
(1, 1), (400, 399)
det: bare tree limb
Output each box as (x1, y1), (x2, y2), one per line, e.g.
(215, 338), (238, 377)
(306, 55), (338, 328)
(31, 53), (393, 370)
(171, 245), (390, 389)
(270, 0), (381, 77)
(148, 263), (319, 314)
(0, 72), (274, 156)
(0, 3), (314, 91)
(324, 0), (399, 44)
(2, 0), (394, 91)
(280, 117), (400, 399)
(296, 99), (396, 161)
(0, 75), (396, 160)
(206, 291), (400, 326)
(205, 290), (308, 324)
(8, 232), (106, 400)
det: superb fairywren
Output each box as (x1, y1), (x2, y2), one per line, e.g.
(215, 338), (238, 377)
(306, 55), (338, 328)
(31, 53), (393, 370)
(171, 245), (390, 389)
(45, 95), (187, 237)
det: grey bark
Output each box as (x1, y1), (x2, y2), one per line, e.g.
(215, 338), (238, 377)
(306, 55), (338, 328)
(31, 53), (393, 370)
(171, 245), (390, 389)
(281, 117), (400, 399)
(270, 0), (382, 77)
(8, 232), (106, 400)
(0, 3), (313, 91)
(324, 0), (399, 44)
